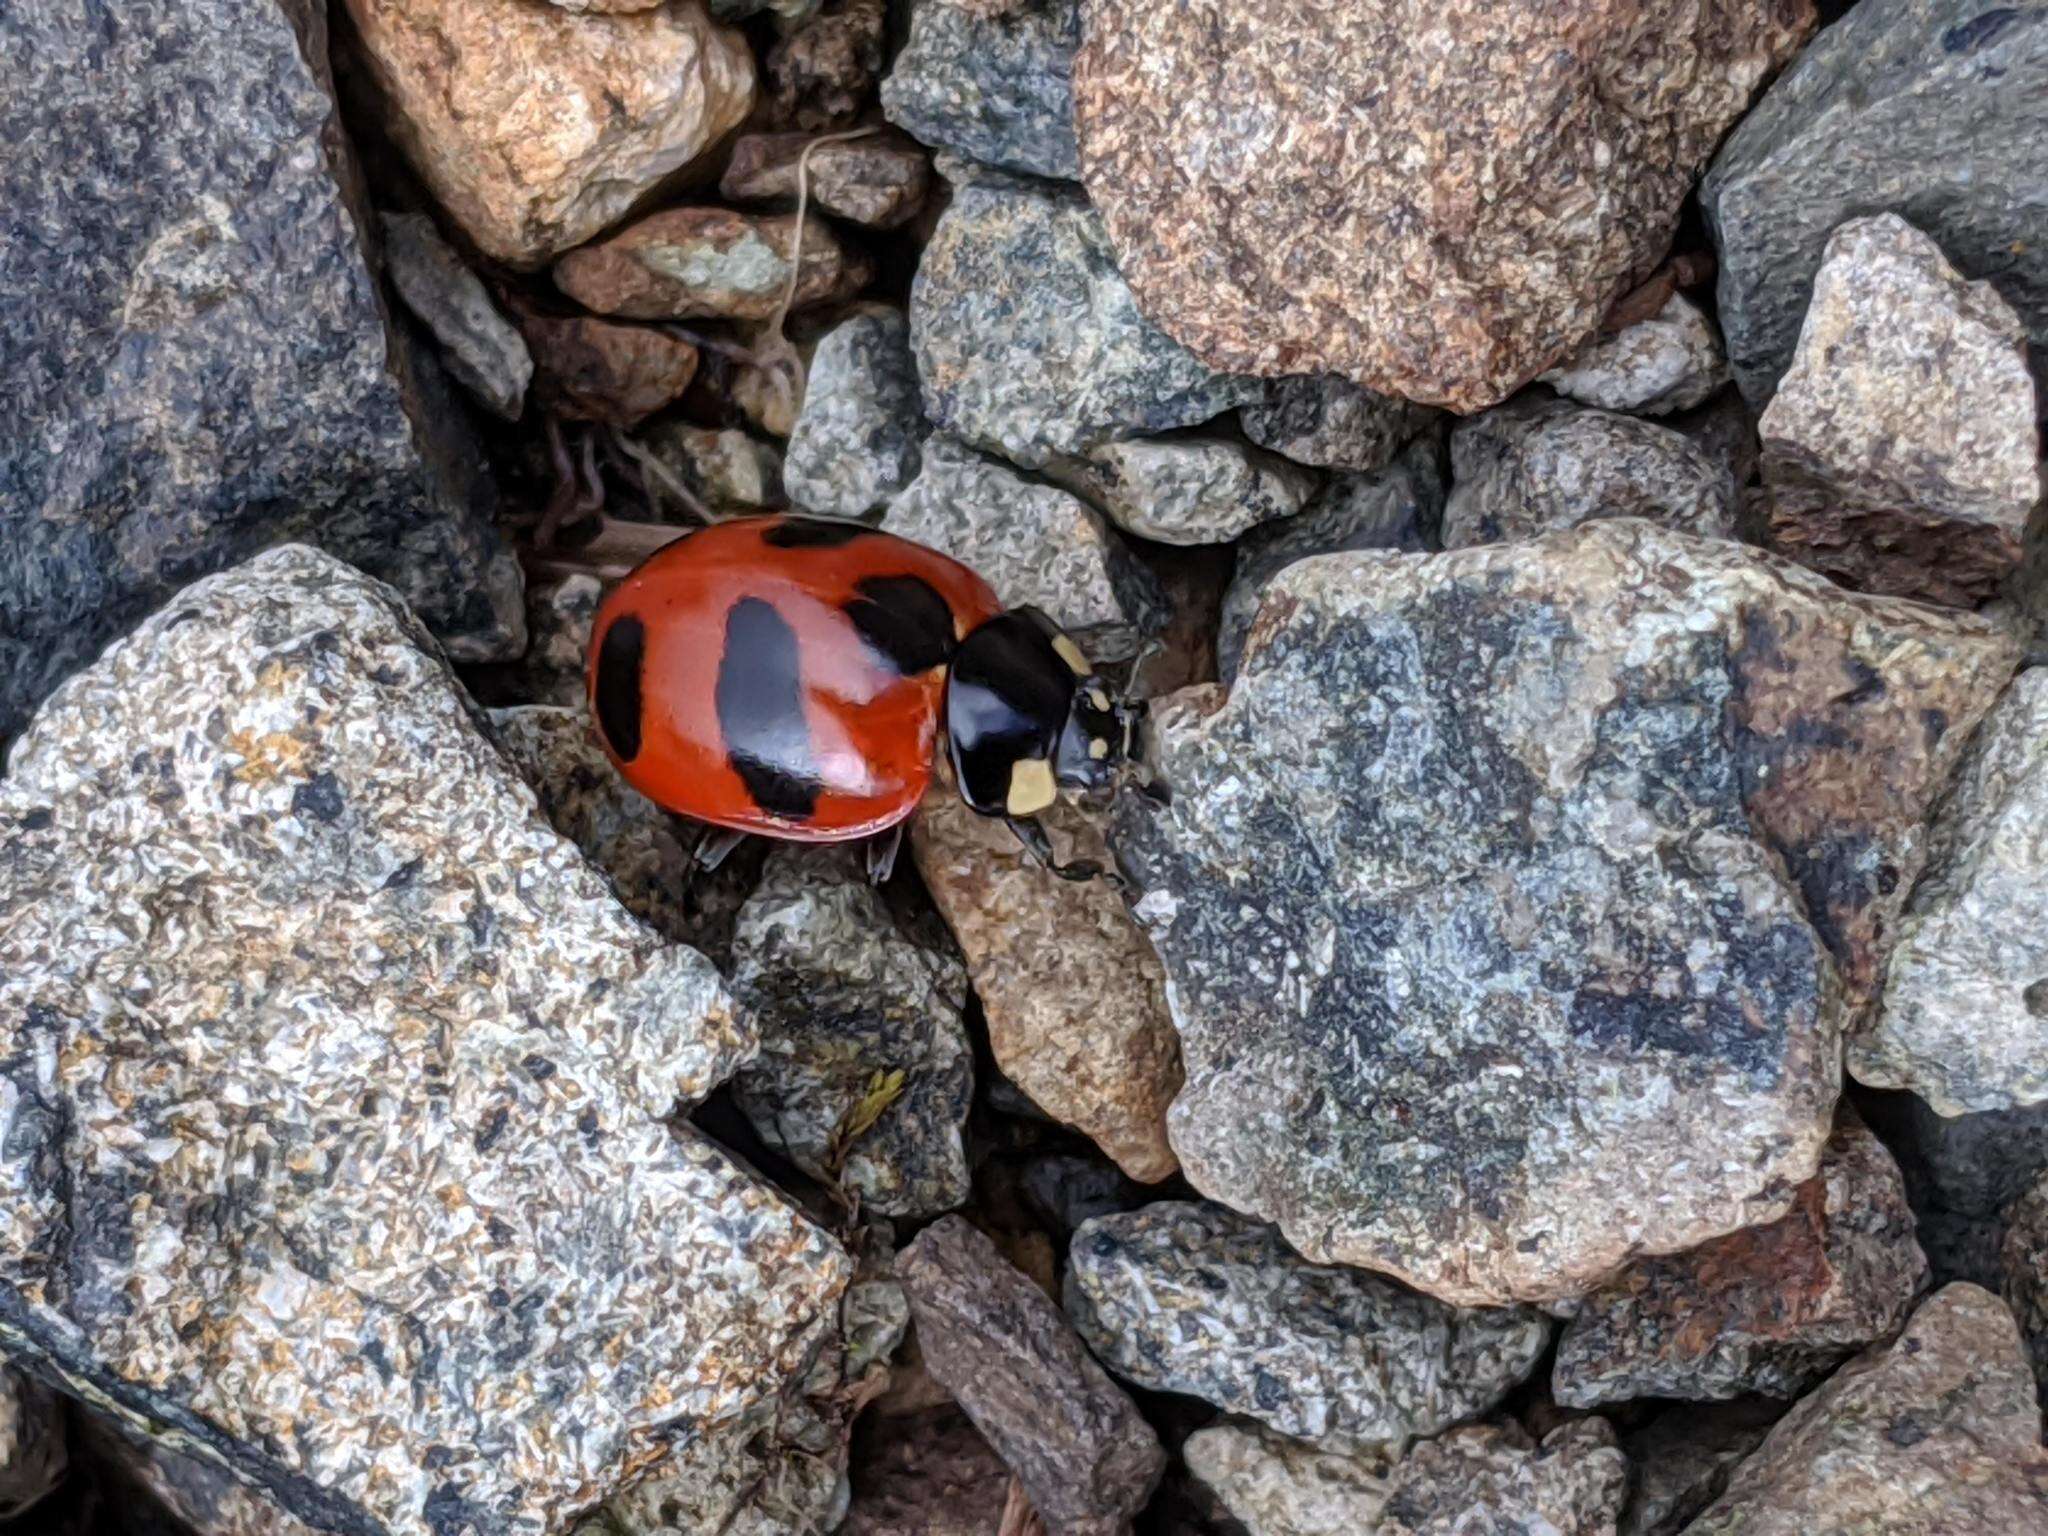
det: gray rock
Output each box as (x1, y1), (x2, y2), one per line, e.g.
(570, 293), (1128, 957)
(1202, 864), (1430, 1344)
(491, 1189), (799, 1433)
(1757, 214), (2042, 608)
(467, 572), (603, 710)
(1442, 395), (1738, 550)
(786, 306), (928, 517)
(2001, 1172), (2048, 1408)
(1538, 294), (1728, 416)
(79, 1416), (316, 1536)
(1066, 1202), (1552, 1447)
(1703, 0), (2048, 407)
(881, 0), (1080, 179)
(897, 1216), (1167, 1536)
(1617, 1399), (1782, 1536)
(1218, 435), (1445, 681)
(0, 1369), (64, 1521)
(712, 0), (824, 22)
(1683, 1285), (2048, 1534)
(731, 845), (974, 1218)
(1019, 1154), (1149, 1242)
(720, 129), (932, 231)
(0, 547), (848, 1536)
(645, 421), (786, 512)
(910, 178), (1264, 468)
(1115, 520), (2018, 1306)
(1239, 375), (1442, 473)
(1860, 1090), (2048, 1289)
(0, 0), (522, 744)
(1860, 671), (2048, 1112)
(1182, 1423), (1393, 1536)
(883, 436), (1167, 661)
(1048, 435), (1321, 546)
(380, 211), (532, 421)
(1375, 1420), (1629, 1536)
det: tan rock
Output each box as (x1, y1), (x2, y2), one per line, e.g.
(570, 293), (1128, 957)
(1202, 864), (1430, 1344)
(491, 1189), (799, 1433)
(721, 129), (931, 230)
(519, 311), (699, 427)
(342, 0), (757, 268)
(554, 207), (871, 321)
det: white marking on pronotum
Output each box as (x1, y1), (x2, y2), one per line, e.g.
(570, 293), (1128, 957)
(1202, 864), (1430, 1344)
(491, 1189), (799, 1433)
(1006, 757), (1058, 816)
(1052, 634), (1090, 675)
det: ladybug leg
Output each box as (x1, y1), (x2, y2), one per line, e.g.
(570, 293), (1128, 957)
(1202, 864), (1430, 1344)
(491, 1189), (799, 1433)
(865, 824), (905, 886)
(1005, 817), (1125, 890)
(693, 825), (749, 874)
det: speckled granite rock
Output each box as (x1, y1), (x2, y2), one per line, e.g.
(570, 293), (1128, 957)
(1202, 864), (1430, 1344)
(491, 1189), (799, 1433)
(911, 778), (1181, 1182)
(1183, 1423), (1391, 1536)
(1442, 395), (1738, 550)
(1539, 295), (1728, 416)
(471, 574), (603, 709)
(1239, 376), (1441, 474)
(0, 547), (848, 1536)
(342, 0), (755, 268)
(2000, 1172), (2048, 1398)
(0, 1369), (64, 1520)
(0, 0), (523, 745)
(1703, 0), (2048, 407)
(1218, 436), (1445, 681)
(1074, 1), (1814, 410)
(897, 1217), (1166, 1536)
(521, 312), (701, 428)
(883, 437), (1166, 661)
(1757, 215), (2041, 607)
(554, 207), (871, 322)
(1116, 520), (2018, 1305)
(1378, 1421), (1629, 1536)
(1683, 1284), (2048, 1534)
(765, 0), (887, 131)
(1067, 1203), (1551, 1445)
(1860, 671), (2048, 1112)
(381, 212), (532, 421)
(840, 1410), (1010, 1536)
(730, 846), (973, 1218)
(881, 0), (1079, 178)
(647, 422), (785, 512)
(910, 178), (1264, 469)
(1049, 436), (1320, 546)
(786, 307), (927, 517)
(1553, 1112), (1928, 1406)
(721, 130), (931, 230)
(1617, 1399), (1782, 1536)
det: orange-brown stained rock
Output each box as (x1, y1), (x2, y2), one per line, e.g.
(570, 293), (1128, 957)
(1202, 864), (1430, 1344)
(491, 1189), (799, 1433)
(519, 312), (699, 428)
(554, 207), (872, 322)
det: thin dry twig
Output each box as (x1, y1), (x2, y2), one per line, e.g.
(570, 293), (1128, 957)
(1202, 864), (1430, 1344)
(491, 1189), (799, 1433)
(997, 1477), (1045, 1536)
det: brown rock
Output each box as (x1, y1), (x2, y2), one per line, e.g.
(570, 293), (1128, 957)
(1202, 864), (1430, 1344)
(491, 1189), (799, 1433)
(554, 206), (871, 321)
(896, 1216), (1167, 1536)
(842, 1411), (1010, 1536)
(1998, 1170), (2048, 1400)
(722, 129), (931, 230)
(911, 778), (1181, 1184)
(766, 0), (888, 131)
(1617, 1399), (1783, 1536)
(1072, 1), (1815, 410)
(341, 0), (757, 268)
(1376, 1420), (1629, 1536)
(519, 311), (700, 427)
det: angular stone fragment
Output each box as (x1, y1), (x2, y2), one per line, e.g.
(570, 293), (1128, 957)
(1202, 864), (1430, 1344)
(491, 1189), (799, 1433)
(469, 574), (603, 709)
(1049, 436), (1321, 546)
(786, 306), (928, 516)
(555, 207), (872, 322)
(342, 0), (756, 268)
(1116, 520), (2017, 1305)
(1377, 1421), (1629, 1536)
(647, 422), (786, 512)
(711, 0), (821, 20)
(1684, 1285), (2048, 1534)
(840, 1410), (1011, 1536)
(1239, 376), (1441, 474)
(521, 312), (701, 427)
(1442, 395), (1738, 550)
(2000, 1172), (2048, 1399)
(1861, 671), (2048, 1112)
(1757, 215), (2041, 607)
(1019, 1154), (1149, 1243)
(896, 1217), (1167, 1536)
(1539, 294), (1729, 417)
(910, 178), (1264, 468)
(1067, 1203), (1551, 1446)
(1617, 1399), (1782, 1536)
(1704, 0), (2048, 407)
(1553, 1112), (1928, 1406)
(381, 211), (533, 420)
(765, 0), (888, 131)
(1074, 1), (1815, 410)
(0, 1369), (65, 1520)
(883, 437), (1167, 661)
(722, 130), (931, 231)
(0, 548), (848, 1536)
(1861, 1090), (2048, 1290)
(1183, 1423), (1391, 1536)
(81, 1417), (315, 1536)
(731, 846), (974, 1218)
(0, 0), (523, 743)
(881, 0), (1079, 179)
(912, 777), (1181, 1183)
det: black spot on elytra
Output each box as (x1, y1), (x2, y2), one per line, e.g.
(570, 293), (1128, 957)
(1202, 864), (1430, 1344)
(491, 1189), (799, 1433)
(763, 515), (870, 549)
(716, 597), (822, 820)
(845, 574), (957, 675)
(594, 614), (645, 763)
(1943, 8), (2020, 54)
(292, 771), (344, 824)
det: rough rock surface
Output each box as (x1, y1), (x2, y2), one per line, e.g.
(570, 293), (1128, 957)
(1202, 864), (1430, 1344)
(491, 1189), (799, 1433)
(646, 422), (785, 512)
(0, 0), (522, 744)
(1617, 1399), (1782, 1536)
(1239, 376), (1440, 474)
(911, 178), (1263, 468)
(840, 1410), (1010, 1536)
(521, 313), (701, 428)
(765, 0), (887, 131)
(1539, 295), (1728, 416)
(1553, 1112), (1928, 1405)
(1861, 671), (2048, 1113)
(0, 548), (848, 1536)
(1183, 1423), (1391, 1536)
(342, 0), (757, 268)
(1116, 520), (2017, 1305)
(730, 846), (974, 1218)
(1073, 1), (1815, 410)
(1050, 436), (1321, 546)
(1377, 1421), (1629, 1536)
(1862, 1090), (2048, 1290)
(1442, 395), (1738, 550)
(1999, 1172), (2048, 1398)
(472, 574), (603, 709)
(912, 777), (1181, 1182)
(0, 1368), (65, 1519)
(897, 1217), (1166, 1536)
(721, 130), (931, 230)
(1704, 0), (2048, 406)
(1219, 437), (1446, 681)
(381, 212), (533, 421)
(1019, 1155), (1149, 1243)
(1067, 1203), (1551, 1445)
(81, 1417), (316, 1536)
(881, 0), (1079, 179)
(554, 207), (872, 322)
(1757, 214), (2041, 608)
(1684, 1285), (2048, 1534)
(785, 307), (927, 516)
(883, 437), (1166, 661)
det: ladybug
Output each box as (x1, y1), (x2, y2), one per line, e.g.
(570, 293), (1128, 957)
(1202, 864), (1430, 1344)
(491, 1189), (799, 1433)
(585, 513), (1148, 881)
